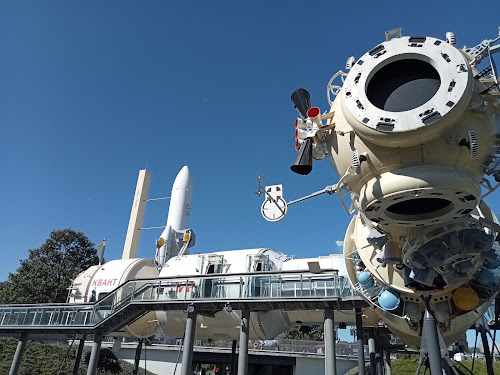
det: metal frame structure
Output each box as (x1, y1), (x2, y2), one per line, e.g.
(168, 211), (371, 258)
(0, 270), (367, 375)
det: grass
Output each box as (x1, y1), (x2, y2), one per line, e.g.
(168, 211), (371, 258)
(345, 354), (500, 375)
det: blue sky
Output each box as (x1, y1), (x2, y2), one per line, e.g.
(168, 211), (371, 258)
(1, 2), (500, 345)
(1, 1), (500, 276)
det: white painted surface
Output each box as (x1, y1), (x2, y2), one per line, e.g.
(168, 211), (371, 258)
(122, 169), (151, 259)
(294, 356), (357, 375)
(159, 165), (193, 259)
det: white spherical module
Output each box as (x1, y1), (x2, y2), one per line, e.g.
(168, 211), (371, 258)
(317, 30), (500, 348)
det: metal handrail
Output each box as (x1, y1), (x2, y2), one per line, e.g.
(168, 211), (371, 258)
(0, 270), (353, 330)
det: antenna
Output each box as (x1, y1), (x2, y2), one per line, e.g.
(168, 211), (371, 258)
(253, 172), (266, 197)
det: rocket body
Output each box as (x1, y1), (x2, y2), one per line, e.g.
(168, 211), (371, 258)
(157, 166), (193, 262)
(165, 165), (193, 233)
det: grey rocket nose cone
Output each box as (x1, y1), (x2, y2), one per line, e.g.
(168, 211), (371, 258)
(291, 88), (311, 118)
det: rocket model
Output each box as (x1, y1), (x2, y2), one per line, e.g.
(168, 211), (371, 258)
(280, 27), (500, 350)
(68, 166), (195, 338)
(155, 165), (195, 267)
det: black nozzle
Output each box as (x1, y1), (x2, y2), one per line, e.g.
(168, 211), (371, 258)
(291, 137), (313, 175)
(291, 88), (311, 118)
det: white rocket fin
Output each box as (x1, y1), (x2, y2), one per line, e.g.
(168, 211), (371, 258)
(177, 229), (196, 257)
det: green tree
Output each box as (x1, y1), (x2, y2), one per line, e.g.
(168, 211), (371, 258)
(280, 325), (324, 341)
(0, 229), (99, 304)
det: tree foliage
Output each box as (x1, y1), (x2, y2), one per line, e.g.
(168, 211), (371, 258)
(0, 229), (99, 304)
(0, 336), (156, 375)
(280, 325), (324, 341)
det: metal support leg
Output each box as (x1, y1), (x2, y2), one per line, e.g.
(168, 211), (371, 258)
(72, 334), (86, 375)
(181, 307), (197, 375)
(324, 309), (337, 375)
(333, 322), (337, 374)
(420, 303), (458, 375)
(237, 310), (250, 375)
(9, 332), (28, 375)
(423, 309), (443, 375)
(112, 337), (121, 352)
(368, 333), (376, 375)
(479, 324), (494, 375)
(133, 339), (144, 375)
(86, 334), (102, 375)
(230, 340), (237, 375)
(375, 328), (383, 375)
(355, 308), (366, 375)
(384, 351), (392, 375)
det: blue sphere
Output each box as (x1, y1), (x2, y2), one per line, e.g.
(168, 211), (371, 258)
(378, 289), (400, 311)
(357, 271), (375, 289)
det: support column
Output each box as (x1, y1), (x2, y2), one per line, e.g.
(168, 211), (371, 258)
(72, 334), (87, 375)
(112, 337), (122, 352)
(479, 324), (494, 375)
(368, 332), (376, 375)
(375, 328), (383, 375)
(324, 309), (337, 375)
(237, 310), (250, 375)
(132, 339), (144, 375)
(355, 308), (366, 375)
(230, 340), (237, 375)
(423, 309), (442, 375)
(181, 307), (197, 375)
(9, 332), (28, 375)
(384, 351), (392, 375)
(86, 334), (102, 375)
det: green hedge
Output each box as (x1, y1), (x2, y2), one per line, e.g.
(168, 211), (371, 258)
(0, 336), (155, 375)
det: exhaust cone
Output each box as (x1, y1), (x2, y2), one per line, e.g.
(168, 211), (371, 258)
(291, 88), (311, 118)
(291, 137), (313, 175)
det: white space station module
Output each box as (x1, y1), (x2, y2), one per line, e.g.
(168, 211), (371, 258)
(265, 27), (500, 348)
(68, 27), (500, 350)
(69, 166), (357, 340)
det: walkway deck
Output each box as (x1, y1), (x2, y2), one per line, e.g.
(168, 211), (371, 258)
(0, 270), (367, 335)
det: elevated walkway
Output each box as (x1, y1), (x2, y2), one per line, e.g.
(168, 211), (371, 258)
(0, 270), (366, 335)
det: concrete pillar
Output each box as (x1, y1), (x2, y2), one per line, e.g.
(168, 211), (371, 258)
(112, 337), (122, 352)
(237, 310), (250, 375)
(324, 309), (337, 375)
(72, 334), (87, 375)
(133, 339), (144, 375)
(86, 334), (102, 375)
(384, 351), (392, 375)
(355, 308), (366, 375)
(181, 307), (197, 375)
(9, 332), (28, 375)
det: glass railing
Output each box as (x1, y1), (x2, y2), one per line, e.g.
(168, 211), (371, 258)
(0, 270), (356, 330)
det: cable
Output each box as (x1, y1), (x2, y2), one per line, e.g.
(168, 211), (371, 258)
(173, 337), (184, 375)
(487, 330), (500, 358)
(144, 340), (147, 375)
(56, 335), (77, 375)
